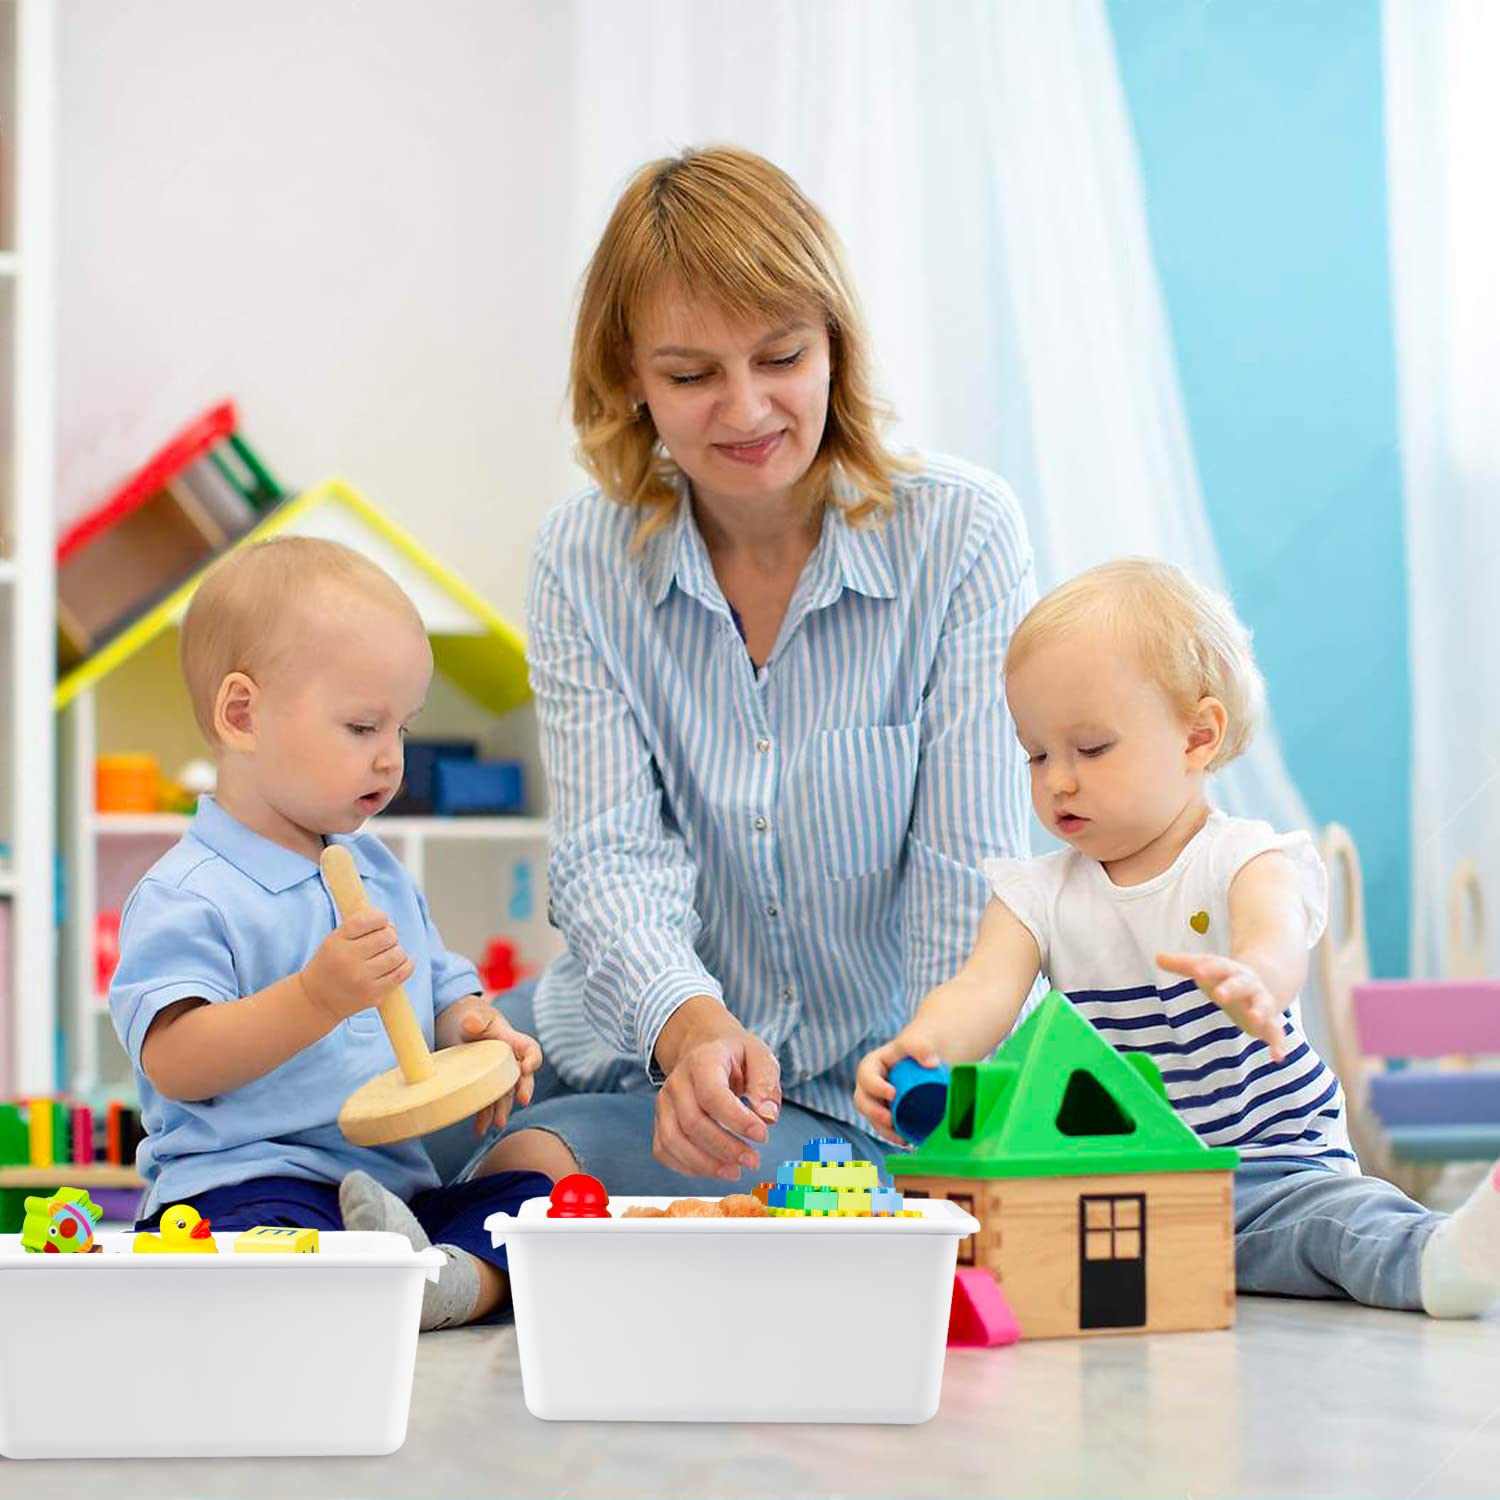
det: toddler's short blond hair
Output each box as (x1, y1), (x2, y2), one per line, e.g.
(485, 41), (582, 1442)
(1006, 558), (1265, 770)
(180, 536), (423, 745)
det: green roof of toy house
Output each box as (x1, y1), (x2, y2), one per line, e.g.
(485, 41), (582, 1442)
(888, 990), (1239, 1180)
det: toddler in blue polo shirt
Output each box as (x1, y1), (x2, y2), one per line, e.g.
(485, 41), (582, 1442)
(108, 535), (548, 1329)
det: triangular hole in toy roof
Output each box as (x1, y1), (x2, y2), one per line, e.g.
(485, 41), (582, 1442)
(1056, 1069), (1135, 1137)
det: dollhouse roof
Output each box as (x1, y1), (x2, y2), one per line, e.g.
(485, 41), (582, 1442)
(889, 991), (1240, 1180)
(53, 479), (530, 715)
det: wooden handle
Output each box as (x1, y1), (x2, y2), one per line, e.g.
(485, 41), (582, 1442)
(319, 844), (435, 1086)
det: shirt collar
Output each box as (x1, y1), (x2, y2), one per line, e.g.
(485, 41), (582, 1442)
(189, 795), (380, 895)
(644, 484), (897, 610)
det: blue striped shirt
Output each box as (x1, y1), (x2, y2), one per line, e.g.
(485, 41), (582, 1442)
(528, 454), (1036, 1132)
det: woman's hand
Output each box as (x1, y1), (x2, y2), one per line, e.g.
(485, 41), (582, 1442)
(652, 998), (782, 1181)
(855, 1025), (946, 1146)
(1156, 951), (1288, 1062)
(437, 998), (544, 1134)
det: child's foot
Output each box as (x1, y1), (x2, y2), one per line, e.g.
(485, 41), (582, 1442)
(1420, 1160), (1500, 1317)
(338, 1170), (480, 1331)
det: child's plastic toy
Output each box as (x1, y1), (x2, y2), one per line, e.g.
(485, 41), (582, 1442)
(133, 1204), (218, 1254)
(20, 1187), (103, 1254)
(234, 1226), (320, 1254)
(432, 758), (524, 816)
(546, 1174), (610, 1218)
(888, 1057), (952, 1146)
(94, 910), (122, 996)
(947, 1266), (1020, 1347)
(479, 937), (525, 994)
(889, 991), (1238, 1340)
(94, 753), (159, 813)
(761, 1138), (909, 1217)
(321, 845), (519, 1146)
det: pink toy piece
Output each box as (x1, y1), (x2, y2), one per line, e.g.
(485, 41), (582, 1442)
(948, 1267), (1020, 1348)
(1353, 981), (1500, 1057)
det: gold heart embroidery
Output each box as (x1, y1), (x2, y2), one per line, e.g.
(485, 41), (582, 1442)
(1190, 911), (1210, 935)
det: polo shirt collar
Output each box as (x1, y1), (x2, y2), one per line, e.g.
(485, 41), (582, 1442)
(189, 796), (380, 895)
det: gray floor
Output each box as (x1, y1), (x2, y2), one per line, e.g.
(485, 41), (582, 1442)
(7, 1167), (1497, 1498)
(4, 1295), (1497, 1498)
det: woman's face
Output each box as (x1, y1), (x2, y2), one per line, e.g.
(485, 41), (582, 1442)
(630, 288), (832, 518)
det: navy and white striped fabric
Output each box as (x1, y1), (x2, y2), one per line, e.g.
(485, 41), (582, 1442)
(526, 454), (1035, 1133)
(987, 813), (1357, 1170)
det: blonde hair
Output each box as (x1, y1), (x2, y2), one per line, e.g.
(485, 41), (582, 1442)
(1006, 558), (1265, 770)
(569, 145), (915, 540)
(180, 536), (424, 745)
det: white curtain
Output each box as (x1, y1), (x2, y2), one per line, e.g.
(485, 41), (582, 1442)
(1384, 0), (1500, 977)
(568, 0), (1311, 840)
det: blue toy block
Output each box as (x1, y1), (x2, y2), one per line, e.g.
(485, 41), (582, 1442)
(802, 1136), (854, 1163)
(870, 1186), (904, 1213)
(775, 1161), (803, 1185)
(387, 738), (477, 815)
(888, 1057), (951, 1145)
(432, 759), (525, 816)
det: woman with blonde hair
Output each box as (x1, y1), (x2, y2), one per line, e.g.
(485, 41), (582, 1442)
(467, 145), (1036, 1193)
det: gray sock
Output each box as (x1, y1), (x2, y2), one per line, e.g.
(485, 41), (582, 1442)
(338, 1170), (481, 1331)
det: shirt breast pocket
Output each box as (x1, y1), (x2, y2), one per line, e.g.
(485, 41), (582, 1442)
(811, 719), (922, 882)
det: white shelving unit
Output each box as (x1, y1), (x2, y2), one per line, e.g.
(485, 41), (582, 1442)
(0, 0), (57, 1095)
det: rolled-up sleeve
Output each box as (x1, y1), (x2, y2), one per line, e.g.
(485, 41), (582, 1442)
(528, 542), (723, 1076)
(108, 880), (240, 1068)
(901, 489), (1036, 1008)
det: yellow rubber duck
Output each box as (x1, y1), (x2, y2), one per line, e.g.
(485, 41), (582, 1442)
(133, 1203), (218, 1254)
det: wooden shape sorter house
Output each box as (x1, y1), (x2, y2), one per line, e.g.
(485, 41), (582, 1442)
(889, 991), (1239, 1340)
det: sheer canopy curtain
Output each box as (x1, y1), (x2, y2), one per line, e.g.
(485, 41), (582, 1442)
(1384, 0), (1500, 977)
(568, 0), (1310, 840)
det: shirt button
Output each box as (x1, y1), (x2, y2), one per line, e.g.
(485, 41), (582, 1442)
(767, 904), (780, 918)
(753, 814), (768, 832)
(756, 736), (771, 753)
(782, 985), (794, 1002)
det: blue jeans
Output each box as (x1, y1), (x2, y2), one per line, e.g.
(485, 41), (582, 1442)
(458, 983), (892, 1195)
(1234, 1158), (1445, 1310)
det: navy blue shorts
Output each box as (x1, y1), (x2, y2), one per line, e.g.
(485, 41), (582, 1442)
(135, 1170), (552, 1277)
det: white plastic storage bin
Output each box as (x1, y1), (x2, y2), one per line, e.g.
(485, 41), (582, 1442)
(488, 1196), (981, 1423)
(0, 1230), (443, 1459)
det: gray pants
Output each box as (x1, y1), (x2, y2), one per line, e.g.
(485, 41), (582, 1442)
(1235, 1159), (1445, 1310)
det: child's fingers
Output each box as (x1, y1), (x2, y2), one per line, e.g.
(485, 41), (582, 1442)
(341, 910), (391, 940)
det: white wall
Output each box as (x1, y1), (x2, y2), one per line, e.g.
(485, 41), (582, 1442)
(58, 0), (587, 626)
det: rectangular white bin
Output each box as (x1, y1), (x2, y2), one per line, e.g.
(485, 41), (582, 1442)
(0, 1230), (443, 1459)
(488, 1196), (981, 1423)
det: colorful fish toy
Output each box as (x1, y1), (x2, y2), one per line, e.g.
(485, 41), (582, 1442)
(21, 1186), (104, 1254)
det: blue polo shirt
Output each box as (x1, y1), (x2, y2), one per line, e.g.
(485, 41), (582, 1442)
(108, 796), (482, 1214)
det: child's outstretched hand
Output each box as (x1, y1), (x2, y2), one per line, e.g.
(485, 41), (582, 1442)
(855, 1027), (946, 1147)
(1155, 951), (1288, 1062)
(301, 910), (415, 1022)
(447, 1005), (543, 1136)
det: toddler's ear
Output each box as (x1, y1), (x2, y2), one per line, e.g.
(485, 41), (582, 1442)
(1185, 695), (1228, 769)
(215, 671), (259, 748)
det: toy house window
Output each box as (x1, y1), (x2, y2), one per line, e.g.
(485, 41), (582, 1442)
(1056, 1070), (1134, 1137)
(1080, 1194), (1145, 1261)
(949, 1192), (977, 1265)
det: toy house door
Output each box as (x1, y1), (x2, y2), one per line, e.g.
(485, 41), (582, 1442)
(1078, 1192), (1146, 1329)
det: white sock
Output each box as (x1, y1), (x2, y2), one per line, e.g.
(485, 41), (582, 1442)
(1420, 1160), (1500, 1318)
(338, 1170), (481, 1331)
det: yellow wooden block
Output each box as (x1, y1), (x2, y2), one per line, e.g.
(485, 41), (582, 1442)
(234, 1225), (320, 1254)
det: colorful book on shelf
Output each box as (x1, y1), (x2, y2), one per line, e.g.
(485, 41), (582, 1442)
(0, 898), (9, 1096)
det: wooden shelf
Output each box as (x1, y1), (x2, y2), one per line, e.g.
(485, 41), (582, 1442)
(0, 1164), (144, 1190)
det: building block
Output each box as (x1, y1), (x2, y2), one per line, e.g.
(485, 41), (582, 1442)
(802, 1137), (854, 1163)
(234, 1226), (320, 1254)
(27, 1098), (52, 1167)
(948, 1268), (1020, 1348)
